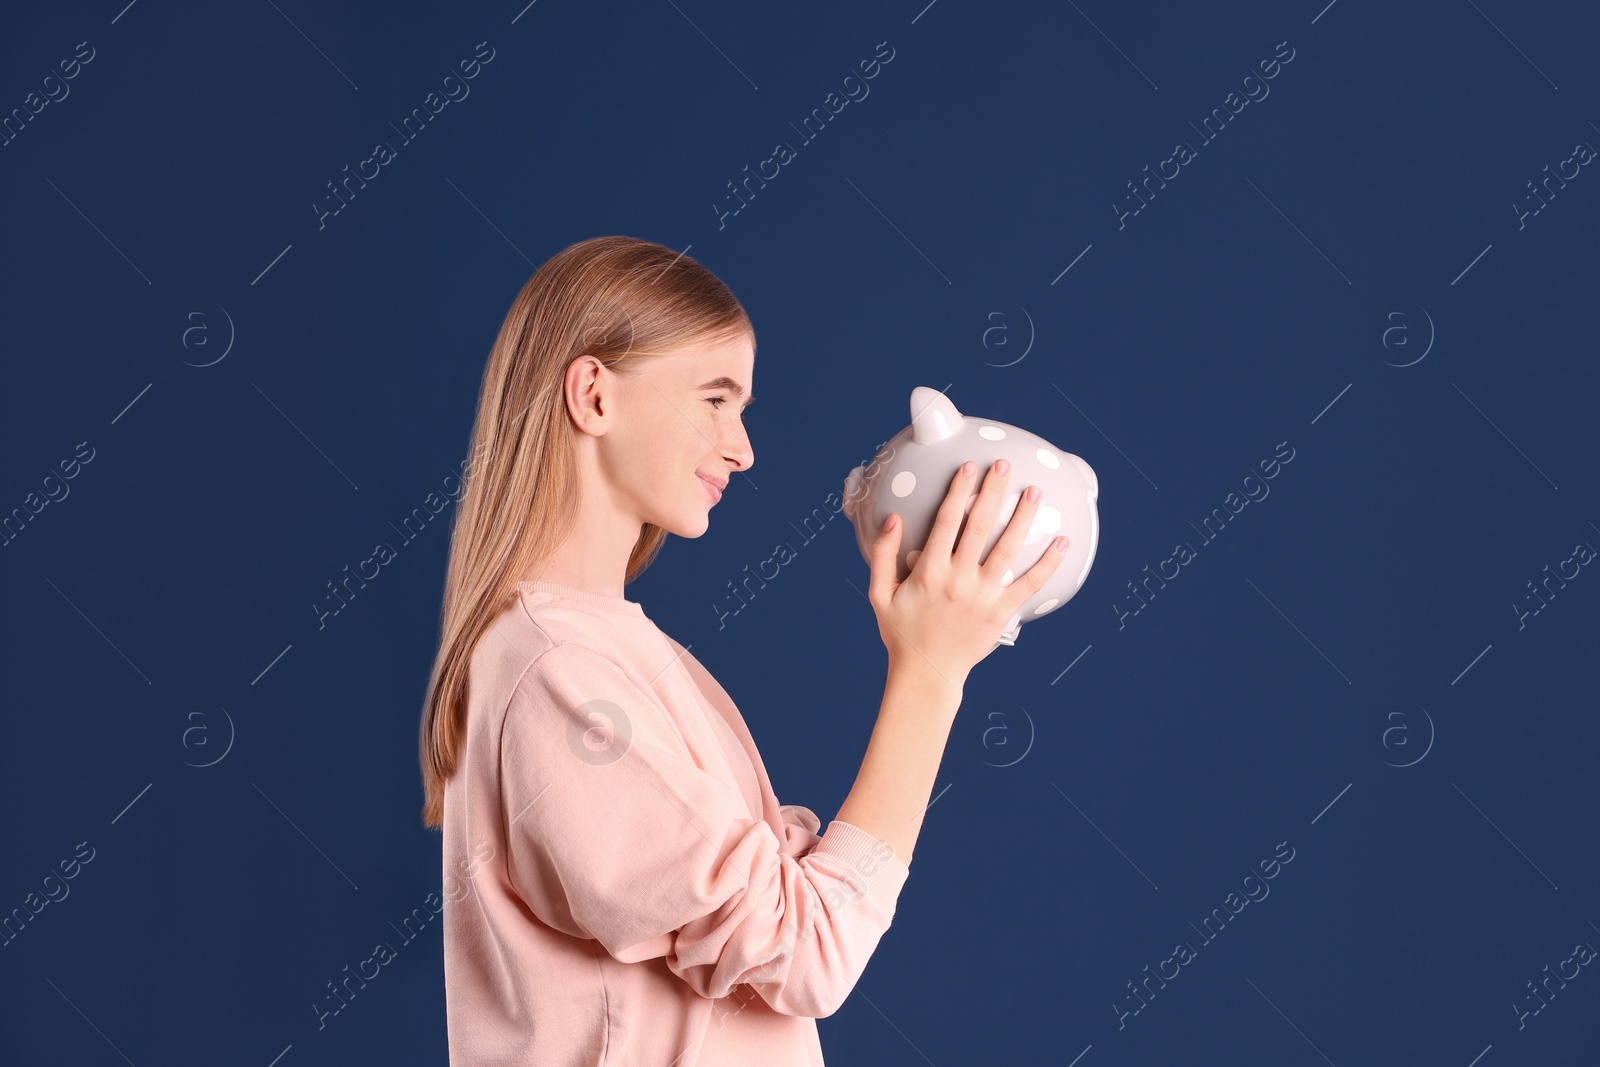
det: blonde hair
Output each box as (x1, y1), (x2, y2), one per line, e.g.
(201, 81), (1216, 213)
(418, 236), (754, 828)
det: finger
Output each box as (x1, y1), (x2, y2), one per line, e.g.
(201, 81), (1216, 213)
(867, 511), (904, 608)
(979, 481), (1042, 581)
(953, 460), (1012, 571)
(1004, 535), (1070, 614)
(920, 461), (979, 565)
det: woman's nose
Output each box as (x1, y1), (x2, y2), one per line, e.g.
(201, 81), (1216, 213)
(724, 425), (754, 471)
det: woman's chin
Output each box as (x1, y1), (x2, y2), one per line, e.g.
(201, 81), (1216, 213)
(659, 510), (712, 538)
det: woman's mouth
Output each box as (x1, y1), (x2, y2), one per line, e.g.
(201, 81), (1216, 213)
(698, 475), (724, 504)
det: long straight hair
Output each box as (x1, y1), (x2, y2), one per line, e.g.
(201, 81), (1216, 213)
(419, 236), (754, 828)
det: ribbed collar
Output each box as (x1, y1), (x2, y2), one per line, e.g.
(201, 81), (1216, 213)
(515, 579), (646, 617)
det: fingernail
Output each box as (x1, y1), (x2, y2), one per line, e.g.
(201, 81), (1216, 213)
(996, 459), (1010, 476)
(1026, 486), (1039, 503)
(961, 461), (975, 476)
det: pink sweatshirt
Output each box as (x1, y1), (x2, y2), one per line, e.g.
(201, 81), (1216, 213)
(441, 579), (912, 1065)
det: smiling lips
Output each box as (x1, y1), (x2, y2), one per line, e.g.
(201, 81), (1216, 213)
(698, 474), (726, 504)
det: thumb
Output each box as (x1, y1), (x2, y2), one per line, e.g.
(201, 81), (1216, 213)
(867, 512), (902, 606)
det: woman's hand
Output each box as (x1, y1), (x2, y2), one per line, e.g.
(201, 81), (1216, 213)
(867, 458), (1069, 684)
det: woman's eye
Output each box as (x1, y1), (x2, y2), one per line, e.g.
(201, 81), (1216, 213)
(707, 397), (726, 409)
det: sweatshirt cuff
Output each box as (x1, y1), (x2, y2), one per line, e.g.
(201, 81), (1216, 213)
(808, 819), (911, 914)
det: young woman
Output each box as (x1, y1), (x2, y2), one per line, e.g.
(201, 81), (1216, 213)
(419, 236), (1068, 1065)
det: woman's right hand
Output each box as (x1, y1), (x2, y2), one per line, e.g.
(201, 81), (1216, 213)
(867, 458), (1070, 684)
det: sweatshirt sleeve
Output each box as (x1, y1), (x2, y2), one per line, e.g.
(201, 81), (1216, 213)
(777, 804), (823, 858)
(498, 641), (911, 1019)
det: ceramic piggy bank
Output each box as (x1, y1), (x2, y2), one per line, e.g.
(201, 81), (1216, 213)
(841, 386), (1100, 646)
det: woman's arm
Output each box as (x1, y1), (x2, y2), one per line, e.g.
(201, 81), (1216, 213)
(834, 658), (963, 868)
(499, 641), (913, 1019)
(839, 457), (1069, 868)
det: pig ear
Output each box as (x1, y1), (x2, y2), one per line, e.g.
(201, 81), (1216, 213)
(910, 386), (964, 445)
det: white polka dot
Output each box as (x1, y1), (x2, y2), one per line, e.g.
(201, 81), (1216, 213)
(1000, 569), (1015, 587)
(978, 425), (1006, 440)
(1036, 448), (1059, 469)
(1032, 598), (1060, 615)
(891, 471), (916, 497)
(1025, 505), (1061, 544)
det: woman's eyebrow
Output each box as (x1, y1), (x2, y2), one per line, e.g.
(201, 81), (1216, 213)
(694, 377), (754, 407)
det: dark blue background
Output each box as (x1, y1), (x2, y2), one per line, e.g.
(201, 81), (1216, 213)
(4, 1), (1597, 1063)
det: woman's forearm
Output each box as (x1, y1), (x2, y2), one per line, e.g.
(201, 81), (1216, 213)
(834, 659), (966, 867)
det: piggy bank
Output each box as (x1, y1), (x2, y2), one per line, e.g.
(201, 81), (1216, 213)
(842, 386), (1100, 646)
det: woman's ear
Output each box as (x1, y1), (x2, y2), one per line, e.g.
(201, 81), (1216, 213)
(565, 355), (611, 435)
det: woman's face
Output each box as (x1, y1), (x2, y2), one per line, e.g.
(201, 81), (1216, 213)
(601, 331), (755, 539)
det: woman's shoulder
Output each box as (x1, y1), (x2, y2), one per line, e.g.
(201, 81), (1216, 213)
(475, 597), (710, 768)
(468, 593), (555, 690)
(470, 588), (669, 708)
